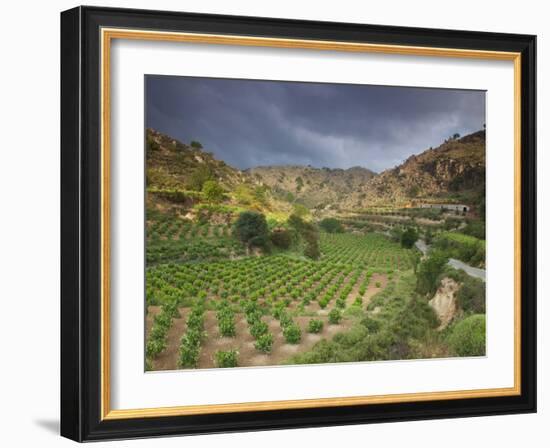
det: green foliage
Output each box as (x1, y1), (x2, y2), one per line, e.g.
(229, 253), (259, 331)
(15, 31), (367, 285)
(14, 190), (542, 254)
(292, 203), (310, 218)
(178, 301), (205, 368)
(456, 276), (486, 314)
(216, 302), (236, 337)
(433, 232), (485, 267)
(424, 228), (434, 245)
(407, 185), (420, 197)
(233, 211), (269, 249)
(446, 314), (486, 357)
(400, 227), (419, 249)
(254, 333), (274, 353)
(190, 140), (203, 149)
(290, 273), (442, 365)
(416, 251), (449, 296)
(462, 220), (486, 240)
(328, 308), (342, 324)
(282, 323), (302, 344)
(202, 180), (225, 203)
(307, 319), (324, 333)
(270, 228), (292, 249)
(288, 214), (320, 260)
(214, 349), (239, 368)
(187, 165), (213, 191)
(319, 218), (344, 233)
(250, 321), (269, 339)
(389, 227), (403, 243)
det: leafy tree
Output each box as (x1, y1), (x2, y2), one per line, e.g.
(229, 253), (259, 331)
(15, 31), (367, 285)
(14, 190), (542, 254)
(319, 218), (344, 233)
(202, 180), (224, 203)
(400, 227), (419, 248)
(270, 228), (292, 249)
(416, 251), (448, 296)
(288, 214), (320, 259)
(233, 211), (269, 249)
(424, 228), (434, 245)
(292, 203), (310, 218)
(187, 165), (213, 191)
(190, 140), (203, 149)
(457, 276), (486, 314)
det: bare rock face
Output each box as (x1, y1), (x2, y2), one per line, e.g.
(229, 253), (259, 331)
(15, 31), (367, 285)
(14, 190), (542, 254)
(429, 277), (460, 330)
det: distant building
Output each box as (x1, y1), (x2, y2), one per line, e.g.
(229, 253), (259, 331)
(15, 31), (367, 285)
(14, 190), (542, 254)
(420, 203), (470, 213)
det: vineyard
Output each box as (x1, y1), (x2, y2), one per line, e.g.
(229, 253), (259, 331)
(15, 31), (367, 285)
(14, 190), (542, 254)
(144, 224), (413, 369)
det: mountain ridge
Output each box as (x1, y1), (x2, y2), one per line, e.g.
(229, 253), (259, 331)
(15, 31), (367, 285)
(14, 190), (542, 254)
(145, 128), (485, 214)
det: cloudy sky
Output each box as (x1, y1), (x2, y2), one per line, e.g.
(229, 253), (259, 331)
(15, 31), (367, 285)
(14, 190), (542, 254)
(146, 75), (485, 173)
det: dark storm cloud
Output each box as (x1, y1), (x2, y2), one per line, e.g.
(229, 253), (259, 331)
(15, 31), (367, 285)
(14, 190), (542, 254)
(146, 76), (485, 173)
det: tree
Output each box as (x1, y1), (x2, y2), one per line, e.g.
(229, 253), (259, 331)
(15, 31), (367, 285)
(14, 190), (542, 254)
(270, 228), (292, 249)
(319, 218), (344, 233)
(288, 214), (320, 259)
(292, 203), (310, 219)
(233, 212), (269, 250)
(190, 140), (203, 149)
(202, 180), (224, 203)
(187, 165), (213, 191)
(416, 251), (448, 296)
(400, 227), (419, 248)
(424, 228), (434, 245)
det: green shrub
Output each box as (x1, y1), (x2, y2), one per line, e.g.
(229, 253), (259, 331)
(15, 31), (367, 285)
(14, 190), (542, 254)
(328, 309), (342, 324)
(202, 180), (225, 203)
(283, 323), (302, 344)
(250, 320), (269, 339)
(457, 277), (486, 314)
(215, 349), (239, 368)
(446, 314), (486, 357)
(400, 227), (419, 248)
(254, 333), (274, 353)
(307, 319), (324, 333)
(319, 218), (344, 233)
(270, 228), (292, 249)
(146, 338), (166, 358)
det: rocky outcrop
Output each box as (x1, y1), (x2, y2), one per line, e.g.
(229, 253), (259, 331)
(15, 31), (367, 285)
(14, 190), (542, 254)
(429, 277), (460, 330)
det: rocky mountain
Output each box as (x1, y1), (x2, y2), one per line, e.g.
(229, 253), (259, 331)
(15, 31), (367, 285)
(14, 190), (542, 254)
(146, 128), (249, 191)
(246, 165), (376, 209)
(145, 127), (485, 214)
(340, 130), (486, 209)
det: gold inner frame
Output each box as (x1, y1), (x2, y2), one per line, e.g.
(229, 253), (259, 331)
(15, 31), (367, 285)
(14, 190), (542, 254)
(100, 27), (522, 420)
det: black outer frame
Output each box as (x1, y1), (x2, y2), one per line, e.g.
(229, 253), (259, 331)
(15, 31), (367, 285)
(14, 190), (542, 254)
(60, 6), (536, 442)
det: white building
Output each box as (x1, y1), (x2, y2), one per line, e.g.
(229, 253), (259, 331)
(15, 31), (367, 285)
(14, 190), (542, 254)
(420, 203), (470, 212)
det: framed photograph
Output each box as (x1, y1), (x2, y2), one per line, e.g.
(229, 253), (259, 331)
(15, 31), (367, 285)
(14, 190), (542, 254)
(60, 6), (536, 442)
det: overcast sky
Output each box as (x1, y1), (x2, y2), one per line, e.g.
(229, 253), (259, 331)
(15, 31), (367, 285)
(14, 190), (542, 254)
(146, 75), (485, 173)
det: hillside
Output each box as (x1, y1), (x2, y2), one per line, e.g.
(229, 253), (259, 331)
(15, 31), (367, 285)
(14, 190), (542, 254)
(247, 165), (376, 210)
(145, 128), (485, 216)
(146, 128), (248, 191)
(340, 130), (486, 209)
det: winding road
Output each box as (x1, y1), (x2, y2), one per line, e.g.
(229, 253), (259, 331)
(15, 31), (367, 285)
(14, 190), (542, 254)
(415, 240), (486, 282)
